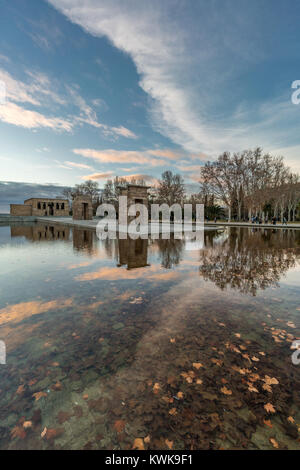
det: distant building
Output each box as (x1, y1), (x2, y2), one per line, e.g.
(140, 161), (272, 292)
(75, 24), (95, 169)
(10, 198), (69, 216)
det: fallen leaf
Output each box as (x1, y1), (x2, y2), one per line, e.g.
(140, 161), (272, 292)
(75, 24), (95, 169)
(263, 419), (273, 428)
(262, 383), (272, 393)
(269, 437), (279, 448)
(162, 395), (173, 404)
(177, 391), (184, 399)
(114, 420), (126, 433)
(45, 428), (64, 440)
(192, 363), (203, 369)
(220, 386), (232, 396)
(28, 379), (37, 387)
(51, 382), (62, 391)
(264, 403), (276, 413)
(16, 385), (25, 395)
(264, 376), (279, 385)
(23, 421), (32, 429)
(41, 427), (47, 438)
(211, 358), (223, 366)
(235, 333), (241, 338)
(82, 394), (89, 400)
(248, 384), (259, 393)
(287, 416), (295, 424)
(33, 391), (47, 401)
(11, 426), (26, 440)
(170, 338), (176, 343)
(132, 438), (145, 450)
(144, 435), (151, 444)
(251, 356), (260, 362)
(153, 383), (160, 394)
(169, 408), (177, 416)
(165, 439), (173, 449)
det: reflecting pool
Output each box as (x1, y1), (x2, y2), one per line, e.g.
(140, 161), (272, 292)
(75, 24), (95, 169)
(0, 223), (299, 449)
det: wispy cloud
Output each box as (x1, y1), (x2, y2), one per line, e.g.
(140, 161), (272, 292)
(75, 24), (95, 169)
(49, 0), (300, 168)
(73, 148), (168, 166)
(82, 171), (114, 180)
(0, 102), (73, 131)
(64, 160), (94, 170)
(0, 67), (136, 137)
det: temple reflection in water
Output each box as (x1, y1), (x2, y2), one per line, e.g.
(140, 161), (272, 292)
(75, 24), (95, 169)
(10, 224), (70, 241)
(73, 228), (94, 255)
(9, 223), (300, 295)
(117, 238), (149, 270)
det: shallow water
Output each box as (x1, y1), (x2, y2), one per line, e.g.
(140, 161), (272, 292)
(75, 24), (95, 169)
(0, 222), (299, 450)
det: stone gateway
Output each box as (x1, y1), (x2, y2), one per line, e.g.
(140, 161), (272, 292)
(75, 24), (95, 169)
(72, 195), (93, 220)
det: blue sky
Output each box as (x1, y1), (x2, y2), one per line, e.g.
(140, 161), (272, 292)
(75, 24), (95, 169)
(1, 0), (300, 189)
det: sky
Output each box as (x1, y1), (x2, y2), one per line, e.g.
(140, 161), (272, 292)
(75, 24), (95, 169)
(1, 0), (300, 195)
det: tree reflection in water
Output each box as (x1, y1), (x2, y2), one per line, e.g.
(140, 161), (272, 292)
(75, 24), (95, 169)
(156, 236), (185, 269)
(199, 227), (300, 295)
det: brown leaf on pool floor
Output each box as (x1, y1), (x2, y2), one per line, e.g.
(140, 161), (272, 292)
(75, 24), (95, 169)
(287, 416), (295, 424)
(16, 384), (25, 395)
(114, 420), (126, 433)
(132, 438), (145, 450)
(192, 363), (203, 369)
(264, 403), (276, 413)
(23, 421), (32, 429)
(153, 383), (160, 393)
(165, 439), (173, 449)
(11, 426), (26, 440)
(144, 435), (151, 444)
(177, 391), (184, 399)
(28, 379), (37, 387)
(32, 391), (47, 401)
(170, 338), (176, 343)
(263, 419), (273, 428)
(220, 386), (232, 395)
(211, 358), (223, 366)
(51, 382), (62, 391)
(169, 407), (177, 416)
(263, 376), (279, 385)
(262, 383), (273, 393)
(269, 437), (279, 448)
(44, 428), (64, 441)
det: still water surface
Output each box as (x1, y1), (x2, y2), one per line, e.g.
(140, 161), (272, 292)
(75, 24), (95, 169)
(0, 223), (299, 449)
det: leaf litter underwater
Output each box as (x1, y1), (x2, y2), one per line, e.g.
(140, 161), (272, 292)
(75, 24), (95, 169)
(0, 223), (299, 449)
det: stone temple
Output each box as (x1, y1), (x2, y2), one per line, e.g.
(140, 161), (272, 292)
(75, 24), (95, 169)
(10, 198), (69, 216)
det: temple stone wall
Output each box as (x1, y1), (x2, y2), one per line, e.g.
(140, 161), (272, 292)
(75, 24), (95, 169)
(10, 198), (69, 216)
(10, 204), (32, 216)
